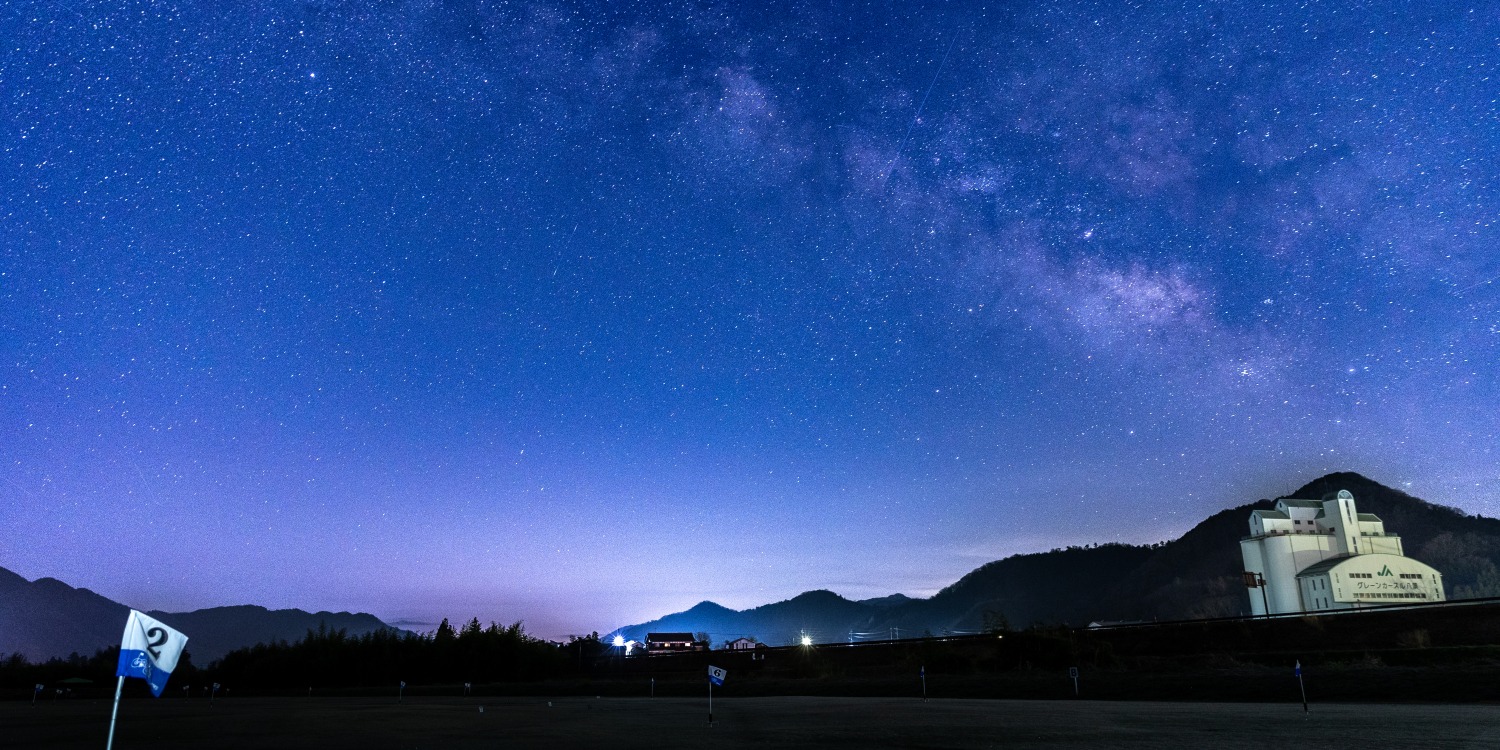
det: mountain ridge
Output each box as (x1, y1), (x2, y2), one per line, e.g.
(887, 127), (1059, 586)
(0, 572), (398, 663)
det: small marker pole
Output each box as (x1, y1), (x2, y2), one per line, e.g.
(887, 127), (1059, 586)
(1296, 660), (1308, 714)
(708, 678), (713, 725)
(920, 666), (927, 701)
(650, 677), (654, 698)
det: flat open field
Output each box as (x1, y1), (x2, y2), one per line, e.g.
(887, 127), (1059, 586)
(8, 696), (1500, 749)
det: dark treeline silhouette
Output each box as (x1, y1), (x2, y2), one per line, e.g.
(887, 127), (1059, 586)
(2, 618), (608, 696)
(209, 618), (596, 689)
(0, 647), (202, 699)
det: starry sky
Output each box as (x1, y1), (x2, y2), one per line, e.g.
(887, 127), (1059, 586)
(3, 0), (1497, 639)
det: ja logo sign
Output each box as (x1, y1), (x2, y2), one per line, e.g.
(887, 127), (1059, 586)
(1377, 565), (1394, 576)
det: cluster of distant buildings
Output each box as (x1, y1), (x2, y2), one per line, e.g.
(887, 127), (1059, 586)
(616, 633), (767, 655)
(1241, 489), (1446, 614)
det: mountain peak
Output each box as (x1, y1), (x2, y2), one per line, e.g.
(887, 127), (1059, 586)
(857, 594), (914, 607)
(1286, 471), (1386, 500)
(788, 589), (845, 602)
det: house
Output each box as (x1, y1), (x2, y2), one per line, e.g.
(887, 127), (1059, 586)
(726, 637), (762, 650)
(645, 632), (704, 653)
(1240, 489), (1446, 615)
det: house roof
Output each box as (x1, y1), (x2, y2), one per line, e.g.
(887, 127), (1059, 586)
(1357, 513), (1381, 521)
(646, 632), (696, 642)
(1253, 510), (1290, 519)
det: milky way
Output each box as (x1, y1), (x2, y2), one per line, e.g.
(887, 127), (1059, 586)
(3, 1), (1496, 637)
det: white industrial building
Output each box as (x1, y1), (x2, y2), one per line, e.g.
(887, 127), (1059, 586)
(1240, 489), (1445, 615)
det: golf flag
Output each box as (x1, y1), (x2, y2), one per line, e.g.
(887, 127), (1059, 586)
(115, 610), (188, 697)
(708, 665), (727, 686)
(1294, 660), (1301, 677)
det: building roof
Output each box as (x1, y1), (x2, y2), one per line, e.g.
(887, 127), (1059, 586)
(646, 632), (696, 642)
(1357, 513), (1381, 521)
(1280, 499), (1323, 508)
(1253, 509), (1290, 519)
(1295, 556), (1355, 577)
(1297, 552), (1439, 578)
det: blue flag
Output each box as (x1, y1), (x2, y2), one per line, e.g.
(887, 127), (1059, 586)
(1294, 660), (1301, 677)
(708, 665), (727, 686)
(115, 610), (188, 697)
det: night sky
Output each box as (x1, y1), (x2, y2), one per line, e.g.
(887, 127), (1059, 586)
(4, 1), (1497, 639)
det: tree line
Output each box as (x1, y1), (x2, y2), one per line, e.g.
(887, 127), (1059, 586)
(2, 618), (612, 695)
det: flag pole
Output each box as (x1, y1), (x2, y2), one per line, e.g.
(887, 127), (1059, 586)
(105, 675), (125, 750)
(708, 679), (713, 725)
(1298, 664), (1308, 714)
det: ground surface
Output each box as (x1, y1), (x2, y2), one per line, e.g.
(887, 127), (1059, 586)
(9, 696), (1500, 749)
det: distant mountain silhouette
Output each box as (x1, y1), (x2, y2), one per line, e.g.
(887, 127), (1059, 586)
(619, 544), (1156, 644)
(145, 606), (393, 662)
(619, 591), (881, 646)
(0, 570), (397, 662)
(0, 568), (130, 663)
(857, 594), (914, 608)
(617, 472), (1500, 641)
